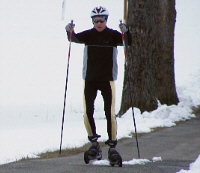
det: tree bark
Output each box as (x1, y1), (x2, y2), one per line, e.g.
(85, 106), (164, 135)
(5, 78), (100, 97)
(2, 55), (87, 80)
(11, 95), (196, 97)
(154, 0), (179, 105)
(118, 0), (179, 117)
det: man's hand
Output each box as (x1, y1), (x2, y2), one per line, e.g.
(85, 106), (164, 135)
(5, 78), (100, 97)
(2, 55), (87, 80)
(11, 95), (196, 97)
(119, 23), (128, 33)
(65, 23), (75, 32)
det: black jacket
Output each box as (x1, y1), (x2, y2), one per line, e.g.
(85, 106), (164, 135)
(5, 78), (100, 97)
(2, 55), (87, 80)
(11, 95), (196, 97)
(67, 27), (132, 81)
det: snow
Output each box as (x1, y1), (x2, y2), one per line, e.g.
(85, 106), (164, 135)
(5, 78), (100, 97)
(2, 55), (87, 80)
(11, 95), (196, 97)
(177, 155), (200, 173)
(123, 158), (151, 165)
(0, 0), (199, 171)
(92, 156), (162, 166)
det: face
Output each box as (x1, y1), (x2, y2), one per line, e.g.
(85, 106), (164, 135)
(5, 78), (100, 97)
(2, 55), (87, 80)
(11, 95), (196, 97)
(93, 17), (107, 32)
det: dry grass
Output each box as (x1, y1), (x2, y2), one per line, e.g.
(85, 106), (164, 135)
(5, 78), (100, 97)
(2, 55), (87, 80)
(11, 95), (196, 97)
(20, 142), (107, 161)
(192, 105), (200, 114)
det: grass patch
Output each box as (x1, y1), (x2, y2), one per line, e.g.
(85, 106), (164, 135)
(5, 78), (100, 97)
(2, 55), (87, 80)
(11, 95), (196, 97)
(20, 156), (35, 161)
(38, 142), (107, 159)
(192, 105), (200, 114)
(130, 132), (146, 138)
(151, 126), (170, 132)
(150, 119), (190, 132)
(18, 142), (104, 161)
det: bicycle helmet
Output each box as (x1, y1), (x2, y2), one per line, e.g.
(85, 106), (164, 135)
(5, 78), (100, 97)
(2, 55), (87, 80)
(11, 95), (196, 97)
(90, 6), (109, 20)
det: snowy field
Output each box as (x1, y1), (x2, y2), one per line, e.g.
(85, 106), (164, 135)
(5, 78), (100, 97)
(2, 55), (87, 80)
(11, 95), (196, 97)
(0, 0), (200, 171)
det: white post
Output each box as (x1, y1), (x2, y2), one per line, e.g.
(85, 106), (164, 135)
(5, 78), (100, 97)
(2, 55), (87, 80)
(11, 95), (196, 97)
(61, 0), (66, 20)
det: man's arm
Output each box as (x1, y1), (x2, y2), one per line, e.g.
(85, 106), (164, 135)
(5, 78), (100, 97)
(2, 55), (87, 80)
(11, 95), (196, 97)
(65, 22), (89, 44)
(67, 31), (81, 43)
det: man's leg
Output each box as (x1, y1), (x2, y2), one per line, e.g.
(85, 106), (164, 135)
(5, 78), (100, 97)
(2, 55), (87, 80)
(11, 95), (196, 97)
(83, 81), (102, 162)
(83, 80), (99, 141)
(100, 81), (117, 145)
(100, 81), (122, 165)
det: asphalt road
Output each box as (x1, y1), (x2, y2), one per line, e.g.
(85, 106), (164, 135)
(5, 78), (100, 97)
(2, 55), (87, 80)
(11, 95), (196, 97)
(1, 113), (200, 173)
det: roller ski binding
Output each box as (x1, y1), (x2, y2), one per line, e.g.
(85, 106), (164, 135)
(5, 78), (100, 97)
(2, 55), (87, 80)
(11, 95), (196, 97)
(108, 148), (122, 167)
(84, 142), (102, 164)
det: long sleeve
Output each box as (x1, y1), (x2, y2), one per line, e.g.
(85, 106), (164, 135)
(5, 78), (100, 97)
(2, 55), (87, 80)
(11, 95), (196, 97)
(67, 30), (91, 44)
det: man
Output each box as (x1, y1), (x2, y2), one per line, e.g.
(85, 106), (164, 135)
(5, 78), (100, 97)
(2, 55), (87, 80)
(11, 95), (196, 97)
(65, 6), (131, 165)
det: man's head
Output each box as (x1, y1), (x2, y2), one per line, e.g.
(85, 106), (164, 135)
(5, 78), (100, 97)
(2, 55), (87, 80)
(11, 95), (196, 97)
(90, 6), (109, 32)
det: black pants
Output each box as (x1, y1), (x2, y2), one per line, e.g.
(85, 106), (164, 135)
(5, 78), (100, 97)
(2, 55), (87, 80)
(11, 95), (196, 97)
(83, 80), (117, 142)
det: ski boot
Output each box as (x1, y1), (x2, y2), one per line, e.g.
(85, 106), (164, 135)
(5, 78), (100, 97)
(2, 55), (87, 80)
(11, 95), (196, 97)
(108, 148), (122, 167)
(84, 142), (102, 164)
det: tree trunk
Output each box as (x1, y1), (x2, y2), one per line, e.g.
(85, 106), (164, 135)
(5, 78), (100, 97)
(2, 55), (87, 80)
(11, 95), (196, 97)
(154, 0), (179, 105)
(118, 0), (179, 117)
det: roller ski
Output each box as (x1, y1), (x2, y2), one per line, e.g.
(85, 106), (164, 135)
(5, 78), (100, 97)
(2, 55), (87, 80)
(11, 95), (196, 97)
(84, 142), (102, 164)
(108, 148), (122, 167)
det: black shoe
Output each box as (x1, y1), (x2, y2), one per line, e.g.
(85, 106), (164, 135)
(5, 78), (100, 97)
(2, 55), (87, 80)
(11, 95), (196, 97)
(84, 142), (102, 164)
(88, 142), (102, 157)
(108, 148), (122, 167)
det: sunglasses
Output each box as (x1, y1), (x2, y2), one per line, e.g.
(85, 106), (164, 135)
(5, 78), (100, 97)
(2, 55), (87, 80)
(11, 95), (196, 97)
(93, 19), (106, 23)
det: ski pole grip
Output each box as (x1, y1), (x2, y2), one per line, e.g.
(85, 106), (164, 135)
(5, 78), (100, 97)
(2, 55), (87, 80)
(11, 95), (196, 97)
(70, 20), (75, 28)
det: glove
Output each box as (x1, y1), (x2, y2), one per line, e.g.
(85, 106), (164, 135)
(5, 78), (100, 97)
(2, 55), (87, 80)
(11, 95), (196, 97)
(119, 23), (128, 33)
(65, 23), (75, 32)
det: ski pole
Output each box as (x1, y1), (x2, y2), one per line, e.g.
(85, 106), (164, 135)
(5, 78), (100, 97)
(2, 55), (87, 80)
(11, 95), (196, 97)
(120, 20), (140, 158)
(60, 20), (73, 154)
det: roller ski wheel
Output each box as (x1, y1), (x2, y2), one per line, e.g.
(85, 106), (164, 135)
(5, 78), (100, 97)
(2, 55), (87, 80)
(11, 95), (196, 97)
(84, 142), (102, 164)
(108, 148), (122, 167)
